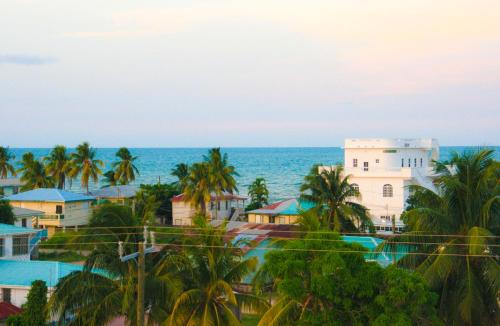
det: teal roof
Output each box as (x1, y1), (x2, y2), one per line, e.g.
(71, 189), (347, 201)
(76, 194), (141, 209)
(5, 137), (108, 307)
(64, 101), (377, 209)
(0, 260), (84, 287)
(0, 223), (38, 236)
(279, 200), (316, 215)
(5, 188), (94, 203)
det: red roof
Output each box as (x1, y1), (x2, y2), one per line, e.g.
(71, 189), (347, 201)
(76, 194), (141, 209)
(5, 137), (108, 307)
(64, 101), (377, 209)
(260, 200), (287, 210)
(171, 193), (247, 203)
(0, 302), (22, 320)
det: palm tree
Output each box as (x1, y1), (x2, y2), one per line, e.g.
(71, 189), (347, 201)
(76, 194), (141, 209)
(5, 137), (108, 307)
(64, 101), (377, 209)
(44, 145), (71, 189)
(17, 153), (53, 191)
(0, 146), (16, 178)
(380, 149), (499, 325)
(70, 142), (104, 193)
(113, 147), (139, 185)
(247, 177), (269, 210)
(168, 217), (268, 326)
(49, 204), (183, 325)
(183, 163), (212, 215)
(101, 170), (117, 188)
(300, 165), (371, 232)
(204, 148), (239, 218)
(171, 163), (190, 191)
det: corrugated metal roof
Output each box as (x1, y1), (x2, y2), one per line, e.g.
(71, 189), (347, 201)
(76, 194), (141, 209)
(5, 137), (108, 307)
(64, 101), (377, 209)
(172, 191), (247, 202)
(248, 199), (315, 216)
(4, 188), (94, 203)
(0, 223), (39, 236)
(0, 260), (84, 287)
(90, 185), (139, 199)
(12, 207), (44, 217)
(0, 178), (22, 187)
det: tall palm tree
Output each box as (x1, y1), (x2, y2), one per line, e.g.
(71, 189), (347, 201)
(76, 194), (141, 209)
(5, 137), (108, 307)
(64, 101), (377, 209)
(17, 153), (53, 191)
(380, 149), (499, 325)
(168, 217), (268, 326)
(70, 142), (104, 193)
(183, 163), (212, 215)
(0, 146), (16, 178)
(101, 170), (117, 188)
(44, 145), (71, 189)
(247, 177), (269, 210)
(204, 148), (239, 218)
(171, 163), (190, 191)
(113, 147), (139, 185)
(300, 165), (372, 232)
(49, 204), (183, 325)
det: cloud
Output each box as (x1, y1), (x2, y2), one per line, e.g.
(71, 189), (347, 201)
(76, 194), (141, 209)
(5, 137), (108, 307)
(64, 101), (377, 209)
(0, 55), (56, 65)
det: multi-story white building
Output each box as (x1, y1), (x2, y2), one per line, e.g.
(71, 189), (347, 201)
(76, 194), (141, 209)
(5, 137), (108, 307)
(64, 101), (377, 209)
(334, 138), (439, 232)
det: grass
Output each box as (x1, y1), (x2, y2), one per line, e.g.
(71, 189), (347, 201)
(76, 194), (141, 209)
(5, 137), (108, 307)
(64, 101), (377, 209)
(241, 314), (260, 326)
(38, 250), (86, 263)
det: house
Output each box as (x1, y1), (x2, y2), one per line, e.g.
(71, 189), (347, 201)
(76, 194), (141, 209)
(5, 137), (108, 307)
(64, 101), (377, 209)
(0, 301), (22, 323)
(4, 189), (95, 237)
(90, 185), (138, 205)
(247, 198), (315, 224)
(0, 224), (46, 261)
(12, 207), (44, 228)
(0, 260), (85, 308)
(322, 138), (439, 233)
(0, 178), (22, 197)
(171, 192), (247, 226)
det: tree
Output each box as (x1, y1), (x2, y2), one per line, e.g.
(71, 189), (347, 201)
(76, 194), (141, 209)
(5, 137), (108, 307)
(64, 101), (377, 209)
(0, 200), (15, 224)
(17, 153), (53, 191)
(204, 148), (239, 218)
(101, 170), (117, 188)
(137, 183), (180, 224)
(255, 231), (441, 326)
(168, 217), (268, 326)
(171, 163), (190, 191)
(300, 165), (372, 232)
(50, 204), (183, 325)
(183, 162), (212, 215)
(381, 149), (499, 325)
(70, 142), (104, 193)
(246, 177), (269, 211)
(0, 146), (16, 178)
(44, 145), (71, 189)
(113, 147), (139, 185)
(22, 280), (48, 326)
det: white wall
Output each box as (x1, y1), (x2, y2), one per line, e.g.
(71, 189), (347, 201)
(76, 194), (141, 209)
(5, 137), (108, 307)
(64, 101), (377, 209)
(0, 234), (32, 261)
(172, 200), (236, 225)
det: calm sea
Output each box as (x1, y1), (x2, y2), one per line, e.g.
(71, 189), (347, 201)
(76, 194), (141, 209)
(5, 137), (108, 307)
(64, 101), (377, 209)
(9, 147), (499, 201)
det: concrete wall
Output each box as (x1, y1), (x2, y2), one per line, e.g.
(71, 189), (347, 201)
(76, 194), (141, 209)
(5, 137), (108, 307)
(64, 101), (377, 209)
(9, 201), (92, 228)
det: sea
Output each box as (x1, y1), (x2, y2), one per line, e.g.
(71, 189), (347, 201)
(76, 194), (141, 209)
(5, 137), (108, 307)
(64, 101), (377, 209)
(9, 147), (499, 202)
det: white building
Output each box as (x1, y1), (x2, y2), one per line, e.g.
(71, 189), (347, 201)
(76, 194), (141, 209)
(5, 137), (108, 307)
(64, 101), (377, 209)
(0, 224), (41, 261)
(328, 138), (439, 232)
(172, 192), (247, 226)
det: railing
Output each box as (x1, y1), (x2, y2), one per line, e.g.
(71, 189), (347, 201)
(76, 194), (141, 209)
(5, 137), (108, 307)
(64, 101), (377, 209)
(38, 214), (65, 220)
(29, 229), (48, 254)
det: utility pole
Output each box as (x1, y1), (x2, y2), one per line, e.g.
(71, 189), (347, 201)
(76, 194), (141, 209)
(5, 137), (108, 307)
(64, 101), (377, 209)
(137, 241), (145, 326)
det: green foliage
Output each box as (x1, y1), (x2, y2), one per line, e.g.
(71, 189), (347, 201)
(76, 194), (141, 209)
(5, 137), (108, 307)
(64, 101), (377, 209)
(255, 231), (442, 326)
(43, 145), (71, 189)
(17, 152), (54, 191)
(171, 162), (190, 191)
(38, 250), (86, 262)
(112, 147), (139, 185)
(137, 183), (179, 224)
(101, 170), (117, 187)
(0, 146), (16, 178)
(22, 280), (48, 326)
(69, 142), (104, 193)
(300, 165), (372, 232)
(382, 149), (499, 325)
(247, 178), (269, 211)
(0, 199), (15, 224)
(5, 315), (23, 326)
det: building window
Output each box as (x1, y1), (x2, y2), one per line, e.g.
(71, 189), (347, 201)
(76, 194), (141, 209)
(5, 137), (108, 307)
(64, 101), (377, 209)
(351, 183), (359, 193)
(13, 235), (29, 256)
(401, 158), (404, 167)
(2, 288), (11, 303)
(217, 201), (221, 210)
(225, 200), (228, 210)
(383, 184), (393, 197)
(375, 159), (380, 163)
(56, 205), (63, 214)
(408, 159), (411, 167)
(0, 238), (4, 257)
(381, 215), (391, 222)
(22, 218), (27, 227)
(210, 201), (214, 210)
(420, 158), (423, 167)
(363, 162), (369, 171)
(353, 159), (358, 167)
(414, 158), (417, 167)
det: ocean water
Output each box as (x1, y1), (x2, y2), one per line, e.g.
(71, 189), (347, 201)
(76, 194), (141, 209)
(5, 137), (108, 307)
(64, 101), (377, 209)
(9, 146), (499, 201)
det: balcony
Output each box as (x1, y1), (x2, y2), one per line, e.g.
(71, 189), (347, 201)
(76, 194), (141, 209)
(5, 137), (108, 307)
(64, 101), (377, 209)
(36, 214), (65, 226)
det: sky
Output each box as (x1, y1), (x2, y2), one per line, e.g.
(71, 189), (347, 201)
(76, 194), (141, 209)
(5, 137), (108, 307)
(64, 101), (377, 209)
(1, 0), (499, 147)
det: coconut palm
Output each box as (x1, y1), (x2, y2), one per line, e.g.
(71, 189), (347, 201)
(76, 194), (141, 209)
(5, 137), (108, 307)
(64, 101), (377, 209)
(101, 170), (117, 188)
(113, 147), (139, 185)
(0, 146), (16, 178)
(70, 142), (104, 193)
(204, 148), (239, 218)
(44, 145), (71, 189)
(183, 163), (212, 215)
(380, 149), (499, 325)
(247, 177), (269, 210)
(49, 204), (184, 325)
(17, 153), (53, 191)
(300, 165), (372, 232)
(171, 163), (190, 191)
(168, 217), (268, 326)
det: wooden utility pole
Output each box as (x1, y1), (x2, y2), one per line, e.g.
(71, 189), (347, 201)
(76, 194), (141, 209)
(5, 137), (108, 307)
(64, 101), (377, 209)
(137, 242), (145, 326)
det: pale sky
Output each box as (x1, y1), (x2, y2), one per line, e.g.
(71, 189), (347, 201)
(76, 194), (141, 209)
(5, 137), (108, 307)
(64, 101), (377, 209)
(1, 0), (499, 147)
